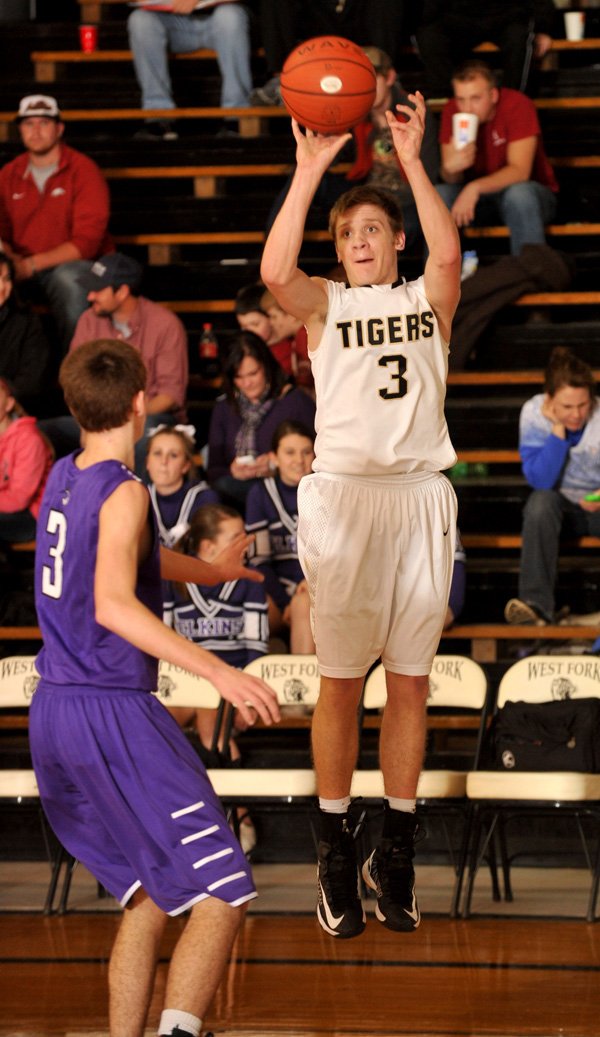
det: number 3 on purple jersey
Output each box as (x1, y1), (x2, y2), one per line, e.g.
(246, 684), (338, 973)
(41, 509), (68, 599)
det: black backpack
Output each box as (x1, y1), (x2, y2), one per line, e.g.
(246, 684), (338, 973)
(488, 697), (600, 772)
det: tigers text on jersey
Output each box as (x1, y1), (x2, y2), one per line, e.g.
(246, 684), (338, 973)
(310, 277), (457, 476)
(35, 454), (162, 692)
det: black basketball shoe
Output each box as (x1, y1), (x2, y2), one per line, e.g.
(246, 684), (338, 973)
(362, 810), (421, 932)
(316, 811), (366, 939)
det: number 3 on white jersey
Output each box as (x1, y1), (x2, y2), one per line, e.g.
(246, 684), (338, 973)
(42, 509), (67, 599)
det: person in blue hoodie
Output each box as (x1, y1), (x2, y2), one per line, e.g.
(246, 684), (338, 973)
(505, 347), (600, 625)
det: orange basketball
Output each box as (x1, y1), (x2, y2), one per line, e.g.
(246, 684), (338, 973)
(280, 36), (377, 134)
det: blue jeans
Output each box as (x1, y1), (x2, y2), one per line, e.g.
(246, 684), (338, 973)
(127, 5), (251, 110)
(436, 180), (557, 256)
(519, 490), (600, 619)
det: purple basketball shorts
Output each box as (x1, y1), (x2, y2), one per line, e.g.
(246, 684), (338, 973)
(29, 682), (256, 915)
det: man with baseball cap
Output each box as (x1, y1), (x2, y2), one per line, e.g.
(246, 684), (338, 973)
(39, 251), (189, 476)
(0, 94), (112, 351)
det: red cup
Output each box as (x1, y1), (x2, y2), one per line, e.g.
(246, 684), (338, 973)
(79, 24), (98, 53)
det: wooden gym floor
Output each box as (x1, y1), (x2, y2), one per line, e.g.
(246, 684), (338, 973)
(1, 861), (599, 1037)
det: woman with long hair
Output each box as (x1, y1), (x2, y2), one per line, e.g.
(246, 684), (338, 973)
(207, 331), (315, 506)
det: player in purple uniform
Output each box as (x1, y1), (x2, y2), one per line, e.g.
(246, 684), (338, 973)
(245, 420), (315, 654)
(29, 338), (280, 1037)
(146, 424), (219, 548)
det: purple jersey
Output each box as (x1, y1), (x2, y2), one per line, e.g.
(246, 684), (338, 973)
(35, 453), (162, 692)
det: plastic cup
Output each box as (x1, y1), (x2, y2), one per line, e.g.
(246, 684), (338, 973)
(564, 11), (585, 40)
(452, 112), (479, 149)
(79, 24), (98, 52)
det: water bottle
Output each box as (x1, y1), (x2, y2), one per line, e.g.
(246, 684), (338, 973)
(198, 322), (221, 380)
(461, 250), (479, 281)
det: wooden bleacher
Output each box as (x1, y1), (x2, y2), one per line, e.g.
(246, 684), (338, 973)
(152, 292), (600, 312)
(0, 17), (598, 668)
(441, 624), (600, 662)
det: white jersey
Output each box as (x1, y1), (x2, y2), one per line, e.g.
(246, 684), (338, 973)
(310, 276), (457, 477)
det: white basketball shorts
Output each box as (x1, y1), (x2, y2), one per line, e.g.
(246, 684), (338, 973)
(297, 471), (457, 678)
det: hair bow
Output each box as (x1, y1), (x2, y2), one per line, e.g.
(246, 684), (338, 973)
(147, 423), (196, 441)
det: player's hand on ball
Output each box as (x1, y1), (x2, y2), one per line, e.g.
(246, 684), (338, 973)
(386, 91), (426, 165)
(209, 667), (281, 727)
(291, 118), (352, 172)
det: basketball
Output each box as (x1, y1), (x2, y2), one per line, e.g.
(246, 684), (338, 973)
(280, 36), (377, 134)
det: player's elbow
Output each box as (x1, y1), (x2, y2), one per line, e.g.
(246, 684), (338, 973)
(94, 592), (128, 634)
(435, 236), (462, 272)
(260, 255), (291, 292)
(94, 599), (116, 631)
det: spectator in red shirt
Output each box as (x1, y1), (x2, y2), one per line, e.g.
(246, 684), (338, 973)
(260, 288), (313, 396)
(0, 95), (113, 351)
(436, 61), (558, 255)
(0, 376), (53, 544)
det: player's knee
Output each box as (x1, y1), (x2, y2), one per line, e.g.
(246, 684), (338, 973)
(386, 673), (429, 704)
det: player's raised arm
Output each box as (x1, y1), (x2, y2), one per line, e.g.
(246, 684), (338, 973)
(386, 92), (461, 341)
(260, 119), (351, 324)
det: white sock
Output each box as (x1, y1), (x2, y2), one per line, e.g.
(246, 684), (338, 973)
(319, 796), (351, 813)
(385, 796), (416, 813)
(158, 1009), (201, 1037)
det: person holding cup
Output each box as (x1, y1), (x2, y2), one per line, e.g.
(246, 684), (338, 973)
(436, 59), (558, 256)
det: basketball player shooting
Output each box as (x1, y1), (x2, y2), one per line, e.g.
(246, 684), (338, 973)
(261, 92), (461, 938)
(29, 339), (280, 1037)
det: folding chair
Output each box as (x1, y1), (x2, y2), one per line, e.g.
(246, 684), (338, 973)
(351, 654), (490, 916)
(206, 655), (321, 840)
(0, 655), (65, 913)
(461, 654), (600, 920)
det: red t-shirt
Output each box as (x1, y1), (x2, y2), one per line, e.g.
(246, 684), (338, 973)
(440, 88), (558, 192)
(269, 327), (313, 389)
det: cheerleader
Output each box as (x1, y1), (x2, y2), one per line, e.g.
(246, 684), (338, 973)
(245, 419), (315, 653)
(146, 423), (218, 547)
(165, 503), (270, 853)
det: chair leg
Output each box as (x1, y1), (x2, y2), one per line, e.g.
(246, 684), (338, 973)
(463, 806), (499, 918)
(57, 855), (78, 915)
(586, 825), (600, 922)
(450, 805), (474, 918)
(43, 843), (67, 915)
(487, 830), (502, 902)
(496, 812), (513, 902)
(462, 804), (483, 919)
